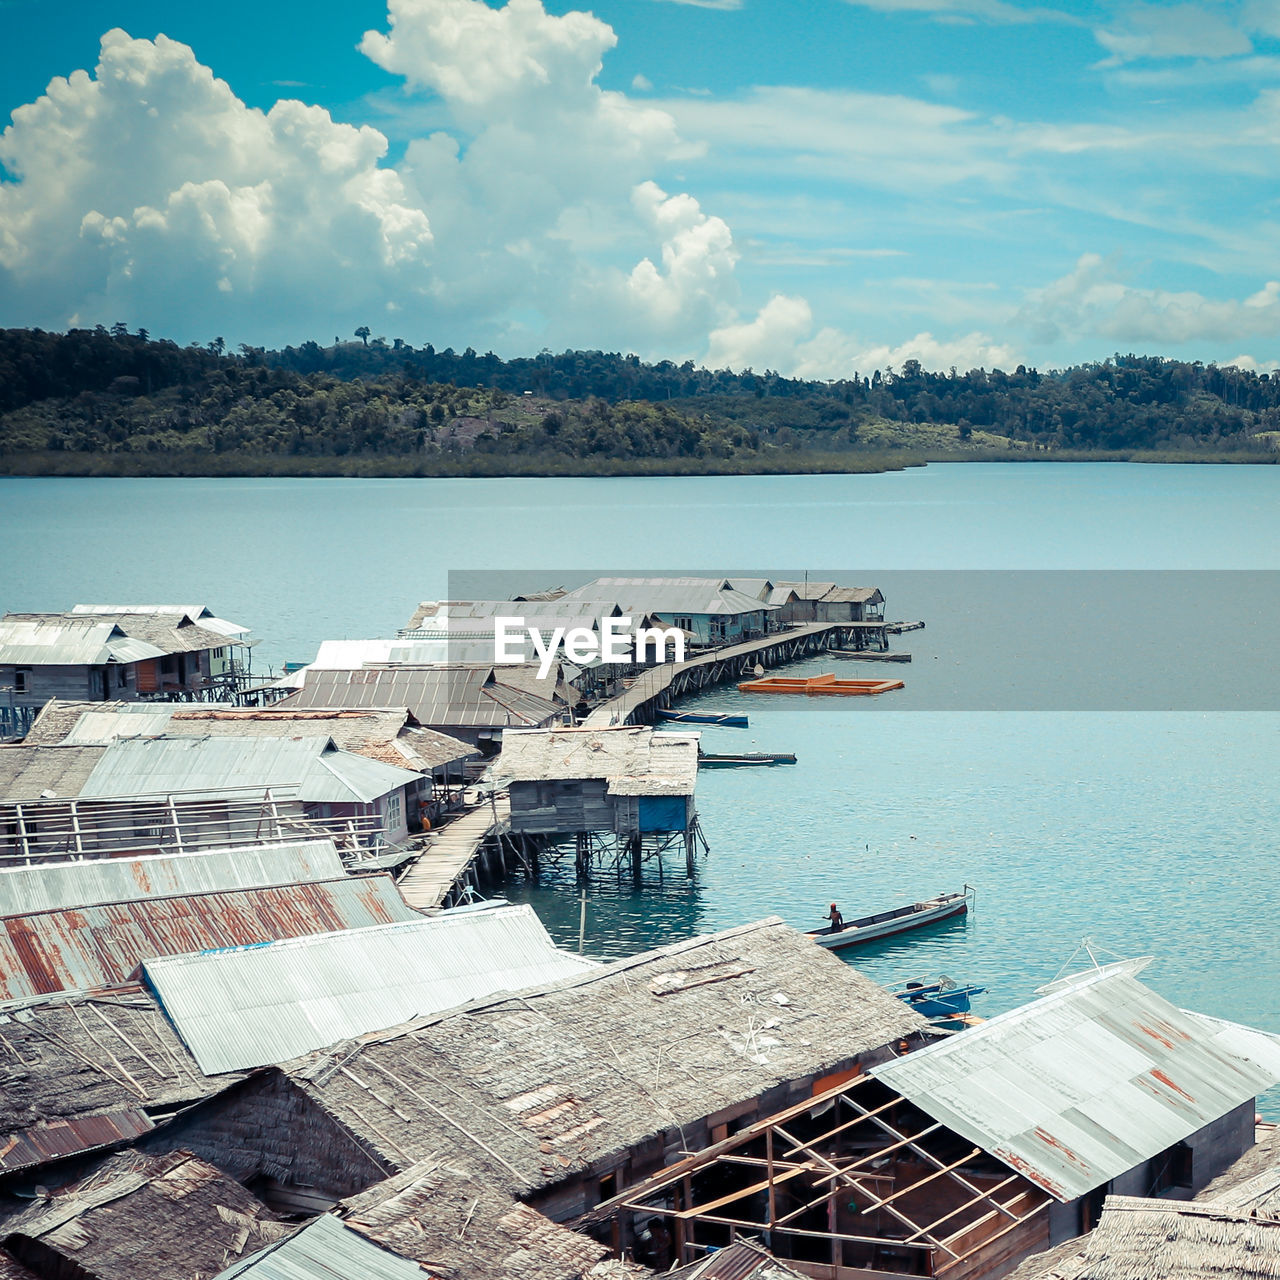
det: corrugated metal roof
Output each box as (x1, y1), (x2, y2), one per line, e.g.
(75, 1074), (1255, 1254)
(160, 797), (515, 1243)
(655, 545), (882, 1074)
(562, 577), (777, 617)
(277, 666), (565, 729)
(71, 604), (251, 638)
(870, 967), (1280, 1202)
(0, 616), (167, 666)
(0, 1108), (154, 1173)
(0, 839), (345, 916)
(0, 874), (418, 1004)
(63, 708), (184, 744)
(213, 1213), (426, 1280)
(77, 735), (422, 803)
(497, 726), (700, 795)
(142, 903), (598, 1074)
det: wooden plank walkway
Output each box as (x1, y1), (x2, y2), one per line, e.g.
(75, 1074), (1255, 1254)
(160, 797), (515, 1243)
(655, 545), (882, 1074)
(397, 795), (510, 910)
(583, 623), (839, 728)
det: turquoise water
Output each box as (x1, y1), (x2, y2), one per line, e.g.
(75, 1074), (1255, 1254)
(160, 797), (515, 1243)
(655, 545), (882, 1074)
(2, 463), (1278, 1102)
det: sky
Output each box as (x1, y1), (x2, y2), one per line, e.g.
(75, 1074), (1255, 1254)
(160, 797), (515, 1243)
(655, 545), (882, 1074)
(3, 0), (1280, 376)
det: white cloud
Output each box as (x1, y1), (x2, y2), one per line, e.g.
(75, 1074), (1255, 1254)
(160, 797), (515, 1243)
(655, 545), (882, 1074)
(706, 294), (1018, 376)
(1018, 253), (1280, 347)
(653, 0), (743, 7)
(0, 29), (432, 342)
(632, 73), (654, 91)
(841, 0), (1071, 23)
(1094, 3), (1253, 64)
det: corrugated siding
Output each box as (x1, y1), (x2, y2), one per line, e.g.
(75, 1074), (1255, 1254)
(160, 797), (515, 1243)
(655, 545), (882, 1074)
(213, 1213), (426, 1280)
(871, 969), (1280, 1201)
(142, 904), (598, 1074)
(77, 735), (422, 803)
(0, 874), (418, 1003)
(0, 840), (346, 916)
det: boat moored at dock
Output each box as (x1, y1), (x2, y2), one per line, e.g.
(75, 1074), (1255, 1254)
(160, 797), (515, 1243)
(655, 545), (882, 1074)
(657, 709), (749, 727)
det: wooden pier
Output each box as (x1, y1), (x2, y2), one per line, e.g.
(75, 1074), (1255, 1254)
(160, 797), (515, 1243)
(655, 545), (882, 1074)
(584, 622), (849, 728)
(397, 794), (510, 910)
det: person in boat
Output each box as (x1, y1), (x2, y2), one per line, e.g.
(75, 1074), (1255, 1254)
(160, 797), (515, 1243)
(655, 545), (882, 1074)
(828, 902), (844, 933)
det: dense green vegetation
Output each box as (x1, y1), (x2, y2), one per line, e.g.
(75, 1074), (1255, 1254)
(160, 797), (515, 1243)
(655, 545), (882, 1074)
(1, 325), (1277, 475)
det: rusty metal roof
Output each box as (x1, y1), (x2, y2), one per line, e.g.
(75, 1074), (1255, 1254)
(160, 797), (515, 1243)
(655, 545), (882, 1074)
(0, 840), (346, 916)
(0, 874), (419, 1003)
(871, 965), (1280, 1202)
(0, 1108), (154, 1174)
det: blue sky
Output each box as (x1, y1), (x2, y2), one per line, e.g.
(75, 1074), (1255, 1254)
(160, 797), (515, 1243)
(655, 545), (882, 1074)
(2, 0), (1280, 375)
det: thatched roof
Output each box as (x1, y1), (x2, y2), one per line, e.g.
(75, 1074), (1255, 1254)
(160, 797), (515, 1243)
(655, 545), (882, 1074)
(291, 919), (927, 1198)
(0, 1149), (289, 1280)
(0, 744), (105, 801)
(1026, 1194), (1280, 1280)
(0, 987), (231, 1173)
(496, 727), (700, 795)
(340, 1159), (640, 1280)
(1199, 1127), (1280, 1207)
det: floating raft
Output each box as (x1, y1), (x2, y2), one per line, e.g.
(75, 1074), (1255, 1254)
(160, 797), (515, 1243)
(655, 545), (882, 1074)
(698, 752), (797, 768)
(656, 709), (749, 727)
(830, 649), (912, 663)
(736, 673), (904, 697)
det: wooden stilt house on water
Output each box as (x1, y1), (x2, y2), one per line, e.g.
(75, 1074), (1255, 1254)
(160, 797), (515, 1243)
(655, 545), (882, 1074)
(584, 961), (1280, 1279)
(495, 725), (702, 873)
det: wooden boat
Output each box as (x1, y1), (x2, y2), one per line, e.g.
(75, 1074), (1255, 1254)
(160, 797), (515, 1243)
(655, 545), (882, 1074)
(657, 709), (749, 727)
(807, 889), (972, 950)
(891, 975), (986, 1019)
(737, 673), (903, 697)
(830, 649), (912, 663)
(698, 752), (796, 768)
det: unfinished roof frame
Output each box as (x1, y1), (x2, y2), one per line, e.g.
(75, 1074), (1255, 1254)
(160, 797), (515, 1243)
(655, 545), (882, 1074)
(589, 1072), (1053, 1278)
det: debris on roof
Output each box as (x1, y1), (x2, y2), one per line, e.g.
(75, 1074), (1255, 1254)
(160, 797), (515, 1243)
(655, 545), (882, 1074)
(496, 726), (699, 796)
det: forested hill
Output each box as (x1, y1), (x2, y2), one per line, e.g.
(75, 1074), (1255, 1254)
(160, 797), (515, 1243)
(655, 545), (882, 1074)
(1, 325), (1277, 476)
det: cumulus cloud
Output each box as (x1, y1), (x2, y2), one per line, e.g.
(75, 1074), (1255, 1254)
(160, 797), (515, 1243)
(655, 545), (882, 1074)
(0, 3), (759, 355)
(707, 294), (1018, 376)
(0, 29), (432, 342)
(1018, 253), (1280, 347)
(1094, 3), (1253, 64)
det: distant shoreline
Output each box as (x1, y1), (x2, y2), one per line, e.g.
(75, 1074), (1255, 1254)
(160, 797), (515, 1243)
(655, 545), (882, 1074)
(1, 447), (1276, 479)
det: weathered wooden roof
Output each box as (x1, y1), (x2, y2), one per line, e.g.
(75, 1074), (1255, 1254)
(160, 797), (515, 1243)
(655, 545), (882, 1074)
(496, 726), (699, 795)
(0, 1150), (289, 1280)
(339, 1159), (629, 1280)
(292, 918), (927, 1198)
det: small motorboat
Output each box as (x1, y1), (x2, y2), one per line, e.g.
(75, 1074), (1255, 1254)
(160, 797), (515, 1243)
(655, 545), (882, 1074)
(698, 752), (796, 768)
(891, 974), (986, 1019)
(657, 709), (749, 727)
(807, 888), (973, 950)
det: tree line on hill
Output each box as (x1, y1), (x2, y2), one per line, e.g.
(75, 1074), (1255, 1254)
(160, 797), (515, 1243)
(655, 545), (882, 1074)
(0, 324), (1276, 475)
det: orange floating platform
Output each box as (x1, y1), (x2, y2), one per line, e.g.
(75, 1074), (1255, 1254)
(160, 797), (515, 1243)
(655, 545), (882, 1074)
(736, 672), (904, 696)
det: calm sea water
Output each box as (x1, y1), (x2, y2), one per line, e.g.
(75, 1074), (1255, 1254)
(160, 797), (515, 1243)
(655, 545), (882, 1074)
(2, 463), (1278, 1104)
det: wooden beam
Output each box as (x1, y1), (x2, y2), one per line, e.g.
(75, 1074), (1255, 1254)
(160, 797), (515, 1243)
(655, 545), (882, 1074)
(785, 1094), (905, 1154)
(854, 1149), (982, 1214)
(772, 1123), (957, 1260)
(936, 1197), (1050, 1272)
(811, 1123), (945, 1186)
(689, 1213), (936, 1252)
(902, 1175), (1022, 1243)
(837, 1093), (1020, 1222)
(675, 1165), (811, 1219)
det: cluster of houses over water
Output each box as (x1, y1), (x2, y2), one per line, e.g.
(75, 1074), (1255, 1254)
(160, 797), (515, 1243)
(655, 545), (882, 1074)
(0, 586), (1278, 1280)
